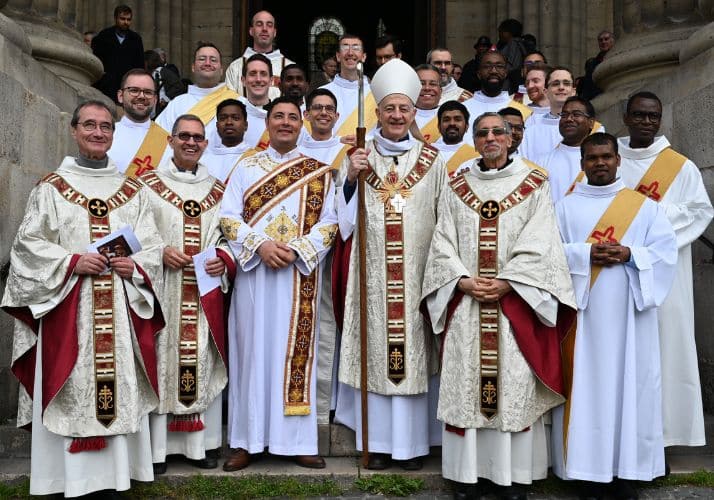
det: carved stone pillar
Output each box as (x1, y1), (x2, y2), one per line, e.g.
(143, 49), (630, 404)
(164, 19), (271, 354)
(4, 0), (102, 87)
(594, 0), (714, 94)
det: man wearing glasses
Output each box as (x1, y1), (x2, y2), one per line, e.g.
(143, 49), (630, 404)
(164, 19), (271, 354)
(2, 101), (164, 497)
(422, 111), (575, 499)
(140, 114), (234, 475)
(521, 66), (603, 161)
(618, 92), (713, 453)
(321, 34), (378, 137)
(426, 48), (472, 105)
(108, 69), (165, 176)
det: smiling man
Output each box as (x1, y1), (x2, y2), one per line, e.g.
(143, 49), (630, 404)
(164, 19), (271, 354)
(220, 96), (337, 472)
(617, 92), (714, 451)
(235, 53), (273, 151)
(432, 100), (478, 175)
(426, 48), (472, 104)
(108, 69), (166, 176)
(279, 64), (309, 110)
(2, 100), (164, 497)
(414, 64), (443, 143)
(552, 132), (677, 500)
(225, 10), (294, 99)
(524, 63), (550, 113)
(197, 99), (249, 182)
(422, 111), (575, 500)
(334, 58), (447, 471)
(140, 114), (234, 475)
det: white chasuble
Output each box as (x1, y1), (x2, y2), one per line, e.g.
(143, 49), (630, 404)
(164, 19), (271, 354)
(219, 147), (337, 455)
(618, 135), (714, 447)
(140, 162), (233, 462)
(1, 158), (164, 496)
(552, 180), (677, 482)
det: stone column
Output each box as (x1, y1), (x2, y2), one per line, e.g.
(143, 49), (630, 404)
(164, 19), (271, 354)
(4, 0), (103, 89)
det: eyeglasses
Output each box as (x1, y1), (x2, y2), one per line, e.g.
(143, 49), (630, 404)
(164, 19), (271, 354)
(78, 120), (113, 133)
(309, 104), (337, 114)
(174, 132), (206, 142)
(629, 111), (662, 122)
(480, 63), (507, 71)
(475, 127), (508, 138)
(548, 79), (573, 88)
(339, 43), (363, 52)
(559, 110), (591, 119)
(122, 87), (156, 98)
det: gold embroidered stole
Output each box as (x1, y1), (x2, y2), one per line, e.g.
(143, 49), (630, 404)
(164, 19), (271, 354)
(420, 114), (441, 144)
(335, 91), (378, 137)
(508, 99), (533, 120)
(445, 144), (480, 176)
(458, 89), (473, 102)
(449, 168), (547, 418)
(242, 156), (332, 415)
(522, 158), (549, 176)
(634, 148), (687, 202)
(590, 120), (602, 134)
(187, 86), (240, 125)
(124, 122), (169, 178)
(566, 171), (586, 195)
(141, 172), (225, 407)
(41, 173), (142, 427)
(363, 143), (440, 384)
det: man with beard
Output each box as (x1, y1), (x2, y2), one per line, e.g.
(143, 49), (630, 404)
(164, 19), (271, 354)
(279, 64), (309, 111)
(414, 64), (443, 144)
(427, 48), (472, 104)
(462, 51), (531, 134)
(498, 107), (526, 156)
(521, 66), (602, 161)
(538, 96), (596, 202)
(511, 51), (546, 103)
(432, 101), (477, 176)
(524, 64), (550, 117)
(108, 69), (166, 176)
(199, 99), (250, 182)
(225, 10), (294, 99)
(618, 92), (714, 451)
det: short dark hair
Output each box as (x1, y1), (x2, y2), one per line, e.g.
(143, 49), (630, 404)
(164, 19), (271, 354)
(281, 63), (308, 82)
(243, 53), (272, 77)
(265, 96), (302, 118)
(498, 107), (523, 121)
(375, 34), (402, 54)
(71, 100), (115, 129)
(143, 50), (162, 72)
(306, 88), (338, 111)
(546, 65), (574, 86)
(216, 98), (247, 120)
(563, 96), (596, 118)
(114, 5), (132, 18)
(339, 33), (363, 45)
(525, 50), (547, 64)
(479, 50), (506, 67)
(626, 91), (662, 114)
(437, 100), (469, 124)
(121, 68), (157, 91)
(194, 41), (221, 60)
(526, 62), (551, 78)
(414, 63), (440, 75)
(498, 18), (523, 37)
(473, 111), (510, 135)
(426, 47), (450, 64)
(171, 114), (205, 136)
(581, 132), (618, 158)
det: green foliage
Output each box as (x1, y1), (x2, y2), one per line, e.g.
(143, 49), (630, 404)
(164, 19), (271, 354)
(652, 470), (714, 488)
(0, 479), (29, 500)
(354, 474), (424, 496)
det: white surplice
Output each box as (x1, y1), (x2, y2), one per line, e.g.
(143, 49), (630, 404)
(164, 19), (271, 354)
(432, 137), (469, 165)
(539, 142), (582, 203)
(238, 97), (268, 149)
(521, 113), (604, 162)
(219, 146), (338, 455)
(1, 158), (163, 497)
(320, 74), (372, 134)
(552, 179), (677, 482)
(440, 78), (472, 105)
(200, 141), (250, 182)
(108, 116), (153, 173)
(618, 136), (714, 447)
(462, 91), (511, 135)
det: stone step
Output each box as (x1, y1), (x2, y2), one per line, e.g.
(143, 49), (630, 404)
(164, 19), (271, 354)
(0, 421), (29, 458)
(665, 413), (714, 456)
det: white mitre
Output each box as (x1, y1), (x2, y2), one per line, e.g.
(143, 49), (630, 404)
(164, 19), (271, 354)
(371, 59), (421, 105)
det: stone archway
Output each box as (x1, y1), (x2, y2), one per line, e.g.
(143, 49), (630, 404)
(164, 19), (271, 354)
(308, 16), (344, 80)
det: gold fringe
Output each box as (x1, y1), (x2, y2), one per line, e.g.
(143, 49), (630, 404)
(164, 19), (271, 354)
(284, 405), (311, 416)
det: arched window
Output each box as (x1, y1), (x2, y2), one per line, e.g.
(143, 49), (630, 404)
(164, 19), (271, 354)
(308, 17), (345, 74)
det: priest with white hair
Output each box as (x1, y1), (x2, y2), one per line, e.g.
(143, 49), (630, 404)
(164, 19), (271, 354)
(333, 58), (448, 471)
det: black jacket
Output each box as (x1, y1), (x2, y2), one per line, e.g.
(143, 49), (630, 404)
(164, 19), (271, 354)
(91, 26), (144, 102)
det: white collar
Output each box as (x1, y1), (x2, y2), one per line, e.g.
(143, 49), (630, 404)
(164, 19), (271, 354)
(373, 129), (415, 154)
(572, 178), (626, 197)
(300, 134), (342, 149)
(474, 91), (510, 103)
(267, 145), (301, 161)
(118, 115), (151, 130)
(332, 74), (370, 89)
(58, 156), (119, 177)
(188, 83), (223, 97)
(617, 135), (670, 160)
(163, 160), (211, 184)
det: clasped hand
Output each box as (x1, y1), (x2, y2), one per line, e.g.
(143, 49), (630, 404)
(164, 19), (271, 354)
(75, 253), (135, 278)
(458, 276), (512, 303)
(258, 241), (297, 270)
(590, 242), (631, 266)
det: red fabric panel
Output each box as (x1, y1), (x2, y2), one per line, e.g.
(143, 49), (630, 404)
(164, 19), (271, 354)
(216, 248), (236, 282)
(201, 287), (228, 367)
(131, 264), (165, 395)
(331, 233), (352, 330)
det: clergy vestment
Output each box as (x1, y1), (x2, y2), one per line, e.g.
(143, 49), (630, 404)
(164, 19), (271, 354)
(462, 91), (531, 138)
(2, 157), (164, 497)
(415, 107), (440, 144)
(320, 75), (375, 137)
(199, 141), (251, 182)
(521, 113), (604, 162)
(538, 143), (582, 203)
(439, 78), (473, 105)
(238, 97), (269, 150)
(432, 137), (480, 177)
(140, 161), (234, 464)
(225, 47), (295, 100)
(219, 147), (338, 455)
(421, 157), (576, 486)
(618, 136), (714, 447)
(109, 116), (152, 173)
(334, 133), (447, 459)
(552, 179), (677, 481)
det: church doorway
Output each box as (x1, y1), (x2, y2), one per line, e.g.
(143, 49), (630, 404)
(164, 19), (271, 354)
(237, 0), (443, 78)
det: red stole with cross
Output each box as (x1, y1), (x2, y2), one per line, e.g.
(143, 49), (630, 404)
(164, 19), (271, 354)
(243, 156), (332, 415)
(140, 171), (231, 429)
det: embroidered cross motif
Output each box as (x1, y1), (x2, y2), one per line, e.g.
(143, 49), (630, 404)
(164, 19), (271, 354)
(182, 199), (201, 218)
(591, 225), (617, 244)
(131, 155), (156, 176)
(389, 193), (407, 213)
(637, 181), (662, 201)
(479, 200), (500, 220)
(88, 199), (108, 217)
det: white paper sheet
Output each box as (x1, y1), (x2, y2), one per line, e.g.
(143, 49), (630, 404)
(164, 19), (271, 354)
(192, 246), (221, 296)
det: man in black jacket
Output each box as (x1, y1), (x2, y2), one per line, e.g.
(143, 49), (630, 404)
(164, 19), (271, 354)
(92, 5), (145, 103)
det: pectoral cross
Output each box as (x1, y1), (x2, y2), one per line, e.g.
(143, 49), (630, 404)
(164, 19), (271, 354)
(390, 193), (406, 213)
